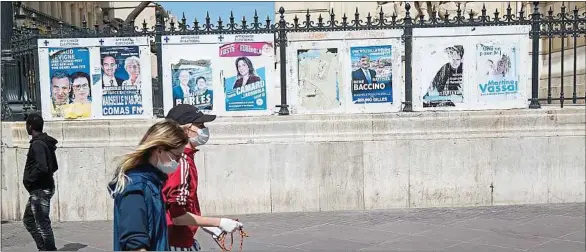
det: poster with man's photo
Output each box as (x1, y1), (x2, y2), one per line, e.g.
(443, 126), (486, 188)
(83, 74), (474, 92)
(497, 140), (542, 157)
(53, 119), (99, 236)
(219, 42), (272, 111)
(48, 47), (92, 119)
(99, 46), (144, 116)
(422, 45), (465, 108)
(476, 41), (520, 102)
(350, 45), (393, 104)
(171, 63), (213, 111)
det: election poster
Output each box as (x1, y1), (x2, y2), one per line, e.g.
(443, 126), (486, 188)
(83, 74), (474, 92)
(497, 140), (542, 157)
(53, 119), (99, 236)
(171, 64), (213, 110)
(476, 41), (520, 101)
(219, 41), (272, 112)
(421, 44), (465, 108)
(47, 47), (92, 119)
(99, 46), (144, 116)
(413, 26), (529, 111)
(350, 45), (393, 104)
(38, 37), (152, 120)
(297, 48), (341, 110)
(161, 35), (217, 113)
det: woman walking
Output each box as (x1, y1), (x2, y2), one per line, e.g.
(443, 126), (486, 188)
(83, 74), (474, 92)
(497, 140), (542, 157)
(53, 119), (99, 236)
(108, 119), (188, 251)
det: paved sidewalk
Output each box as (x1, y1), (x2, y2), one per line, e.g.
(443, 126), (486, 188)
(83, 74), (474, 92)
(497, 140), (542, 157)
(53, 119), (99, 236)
(2, 203), (584, 251)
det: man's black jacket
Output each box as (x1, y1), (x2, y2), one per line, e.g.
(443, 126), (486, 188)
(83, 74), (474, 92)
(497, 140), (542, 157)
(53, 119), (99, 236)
(23, 132), (59, 192)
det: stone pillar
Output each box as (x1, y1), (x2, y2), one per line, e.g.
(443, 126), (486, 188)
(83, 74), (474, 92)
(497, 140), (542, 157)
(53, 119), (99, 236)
(51, 2), (60, 18)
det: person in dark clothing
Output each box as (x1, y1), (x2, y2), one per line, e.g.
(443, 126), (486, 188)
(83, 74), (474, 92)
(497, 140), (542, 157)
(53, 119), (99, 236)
(22, 113), (59, 251)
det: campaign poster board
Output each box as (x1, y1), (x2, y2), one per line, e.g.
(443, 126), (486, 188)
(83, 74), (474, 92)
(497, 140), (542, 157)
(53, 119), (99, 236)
(287, 30), (403, 114)
(37, 37), (153, 120)
(162, 34), (276, 116)
(412, 25), (530, 111)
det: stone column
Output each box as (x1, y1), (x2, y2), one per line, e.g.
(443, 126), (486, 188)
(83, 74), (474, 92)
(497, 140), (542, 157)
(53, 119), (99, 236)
(51, 2), (60, 18)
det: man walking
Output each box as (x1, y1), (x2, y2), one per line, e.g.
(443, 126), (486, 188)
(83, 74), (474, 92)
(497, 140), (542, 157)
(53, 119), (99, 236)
(22, 113), (59, 251)
(164, 105), (243, 251)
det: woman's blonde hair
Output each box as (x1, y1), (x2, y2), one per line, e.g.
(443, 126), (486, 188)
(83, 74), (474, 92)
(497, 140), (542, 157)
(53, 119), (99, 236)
(109, 119), (188, 195)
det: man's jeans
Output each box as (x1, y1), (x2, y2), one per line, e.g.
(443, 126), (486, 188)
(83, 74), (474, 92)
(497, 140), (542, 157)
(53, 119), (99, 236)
(23, 188), (57, 251)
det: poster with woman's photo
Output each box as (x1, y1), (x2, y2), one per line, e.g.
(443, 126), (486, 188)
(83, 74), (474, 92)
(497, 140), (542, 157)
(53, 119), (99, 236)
(47, 47), (92, 119)
(171, 64), (213, 110)
(422, 45), (465, 108)
(219, 42), (272, 111)
(99, 46), (144, 116)
(476, 41), (520, 101)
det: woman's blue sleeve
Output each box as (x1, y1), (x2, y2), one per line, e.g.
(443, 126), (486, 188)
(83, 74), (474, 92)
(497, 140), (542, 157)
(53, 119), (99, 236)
(118, 190), (150, 250)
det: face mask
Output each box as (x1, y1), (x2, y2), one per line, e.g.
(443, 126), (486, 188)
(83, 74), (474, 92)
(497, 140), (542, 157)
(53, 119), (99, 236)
(156, 152), (179, 174)
(190, 127), (210, 146)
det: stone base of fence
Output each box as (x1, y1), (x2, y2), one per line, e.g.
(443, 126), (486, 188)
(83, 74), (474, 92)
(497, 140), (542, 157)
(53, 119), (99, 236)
(1, 107), (584, 222)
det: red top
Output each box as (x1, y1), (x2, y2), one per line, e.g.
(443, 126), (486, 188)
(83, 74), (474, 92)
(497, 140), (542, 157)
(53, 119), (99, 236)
(162, 147), (201, 248)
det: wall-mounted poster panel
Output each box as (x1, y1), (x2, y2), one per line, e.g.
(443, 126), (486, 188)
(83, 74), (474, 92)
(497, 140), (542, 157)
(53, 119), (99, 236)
(162, 34), (275, 116)
(412, 25), (530, 111)
(38, 37), (153, 121)
(287, 30), (403, 115)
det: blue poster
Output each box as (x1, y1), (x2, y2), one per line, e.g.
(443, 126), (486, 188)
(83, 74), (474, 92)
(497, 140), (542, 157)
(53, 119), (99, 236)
(220, 42), (271, 111)
(171, 65), (213, 110)
(48, 47), (92, 119)
(99, 46), (144, 116)
(350, 45), (393, 104)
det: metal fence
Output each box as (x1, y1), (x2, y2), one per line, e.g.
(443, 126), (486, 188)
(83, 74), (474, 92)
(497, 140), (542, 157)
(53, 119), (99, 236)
(1, 2), (585, 121)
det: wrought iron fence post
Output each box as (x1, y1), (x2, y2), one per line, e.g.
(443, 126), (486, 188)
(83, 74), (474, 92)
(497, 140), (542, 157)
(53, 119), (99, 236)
(529, 2), (541, 109)
(1, 1), (16, 120)
(154, 9), (165, 117)
(276, 7), (289, 115)
(402, 3), (414, 112)
(30, 16), (41, 114)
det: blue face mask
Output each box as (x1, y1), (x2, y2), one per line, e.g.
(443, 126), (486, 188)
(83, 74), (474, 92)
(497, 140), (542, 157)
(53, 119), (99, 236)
(156, 152), (179, 174)
(190, 127), (210, 146)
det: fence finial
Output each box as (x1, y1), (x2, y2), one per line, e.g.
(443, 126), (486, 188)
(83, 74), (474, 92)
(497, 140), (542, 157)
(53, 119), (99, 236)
(82, 15), (87, 29)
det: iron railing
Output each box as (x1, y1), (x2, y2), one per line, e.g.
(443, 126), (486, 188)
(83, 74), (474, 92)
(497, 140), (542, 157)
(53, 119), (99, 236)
(1, 2), (585, 120)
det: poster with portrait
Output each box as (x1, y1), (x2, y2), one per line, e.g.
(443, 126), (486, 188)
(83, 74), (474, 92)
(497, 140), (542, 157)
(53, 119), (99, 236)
(161, 35), (217, 114)
(219, 40), (273, 112)
(413, 26), (530, 111)
(170, 65), (213, 110)
(38, 37), (152, 120)
(297, 48), (341, 110)
(287, 30), (403, 115)
(99, 46), (144, 116)
(421, 44), (465, 108)
(350, 45), (393, 104)
(476, 41), (520, 102)
(47, 47), (92, 119)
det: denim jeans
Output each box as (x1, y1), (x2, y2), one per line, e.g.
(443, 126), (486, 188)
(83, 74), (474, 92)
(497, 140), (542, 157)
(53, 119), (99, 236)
(22, 188), (57, 251)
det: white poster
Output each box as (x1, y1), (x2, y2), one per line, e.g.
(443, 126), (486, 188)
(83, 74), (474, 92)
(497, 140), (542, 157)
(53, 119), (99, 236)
(475, 40), (522, 104)
(37, 37), (153, 121)
(412, 25), (530, 111)
(162, 34), (276, 116)
(287, 30), (403, 114)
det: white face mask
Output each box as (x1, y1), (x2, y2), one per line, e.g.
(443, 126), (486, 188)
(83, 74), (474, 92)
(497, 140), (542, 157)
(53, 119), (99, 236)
(190, 127), (210, 146)
(156, 152), (179, 174)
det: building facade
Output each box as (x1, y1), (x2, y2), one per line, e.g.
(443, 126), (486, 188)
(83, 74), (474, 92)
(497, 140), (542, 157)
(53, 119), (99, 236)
(20, 1), (106, 28)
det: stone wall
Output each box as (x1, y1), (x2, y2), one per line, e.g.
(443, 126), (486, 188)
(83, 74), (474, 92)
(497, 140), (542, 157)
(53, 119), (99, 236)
(2, 107), (584, 221)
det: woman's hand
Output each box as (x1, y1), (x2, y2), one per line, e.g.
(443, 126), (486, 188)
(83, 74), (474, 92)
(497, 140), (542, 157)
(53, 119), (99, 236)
(218, 218), (243, 233)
